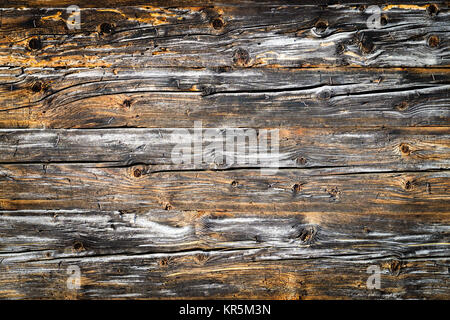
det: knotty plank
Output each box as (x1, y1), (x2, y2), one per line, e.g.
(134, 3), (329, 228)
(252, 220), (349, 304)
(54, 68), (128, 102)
(1, 67), (449, 128)
(0, 5), (448, 69)
(3, 67), (448, 112)
(0, 209), (448, 299)
(1, 1), (447, 7)
(1, 164), (449, 213)
(0, 248), (448, 299)
(1, 209), (448, 256)
(0, 127), (449, 172)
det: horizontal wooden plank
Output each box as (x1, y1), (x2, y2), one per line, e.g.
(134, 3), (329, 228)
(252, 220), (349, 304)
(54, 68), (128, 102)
(1, 209), (449, 299)
(2, 66), (450, 111)
(1, 1), (447, 8)
(0, 247), (448, 299)
(0, 5), (448, 69)
(1, 67), (449, 128)
(0, 164), (449, 213)
(1, 209), (448, 256)
(0, 127), (449, 172)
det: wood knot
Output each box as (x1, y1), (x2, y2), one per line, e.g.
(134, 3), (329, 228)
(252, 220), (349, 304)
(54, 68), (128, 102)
(133, 168), (142, 178)
(395, 101), (408, 111)
(318, 89), (332, 100)
(159, 257), (171, 268)
(296, 226), (318, 244)
(427, 35), (440, 48)
(427, 4), (439, 17)
(380, 15), (388, 26)
(28, 38), (42, 51)
(404, 180), (413, 191)
(164, 203), (172, 210)
(292, 183), (303, 193)
(296, 157), (307, 165)
(313, 20), (328, 35)
(389, 259), (402, 276)
(194, 253), (208, 265)
(211, 17), (224, 30)
(359, 37), (374, 54)
(399, 143), (410, 155)
(327, 186), (341, 200)
(231, 180), (239, 188)
(99, 22), (114, 35)
(31, 81), (44, 93)
(336, 43), (346, 55)
(233, 48), (250, 67)
(72, 241), (85, 252)
(123, 99), (132, 108)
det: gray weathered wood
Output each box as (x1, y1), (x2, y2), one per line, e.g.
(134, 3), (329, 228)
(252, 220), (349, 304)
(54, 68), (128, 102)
(0, 0), (449, 300)
(0, 127), (449, 172)
(1, 164), (449, 213)
(0, 208), (448, 299)
(0, 5), (448, 69)
(1, 67), (449, 128)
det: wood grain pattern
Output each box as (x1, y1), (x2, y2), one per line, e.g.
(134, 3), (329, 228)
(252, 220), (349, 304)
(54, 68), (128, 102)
(1, 164), (449, 213)
(1, 127), (449, 170)
(0, 0), (449, 300)
(1, 0), (446, 7)
(0, 209), (448, 299)
(1, 67), (449, 128)
(0, 5), (448, 69)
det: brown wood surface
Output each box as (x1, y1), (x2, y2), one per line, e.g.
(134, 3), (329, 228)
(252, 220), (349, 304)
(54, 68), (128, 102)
(0, 1), (449, 300)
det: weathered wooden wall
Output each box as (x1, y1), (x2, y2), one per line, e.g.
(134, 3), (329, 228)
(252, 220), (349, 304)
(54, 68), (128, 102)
(0, 1), (449, 299)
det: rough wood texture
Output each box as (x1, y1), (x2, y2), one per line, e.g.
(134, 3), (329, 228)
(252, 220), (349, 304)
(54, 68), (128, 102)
(1, 127), (449, 169)
(0, 1), (449, 300)
(1, 5), (449, 69)
(1, 67), (450, 128)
